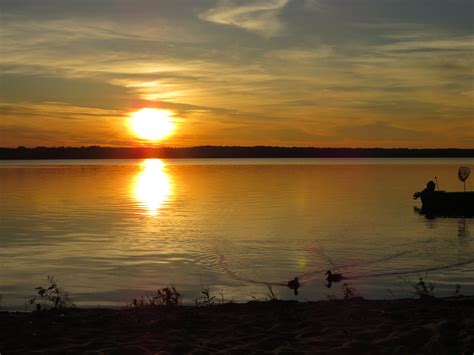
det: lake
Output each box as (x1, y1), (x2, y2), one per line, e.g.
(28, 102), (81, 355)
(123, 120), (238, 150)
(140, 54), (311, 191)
(1, 158), (473, 309)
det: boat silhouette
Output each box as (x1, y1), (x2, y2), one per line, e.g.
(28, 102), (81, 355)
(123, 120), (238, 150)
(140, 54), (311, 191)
(414, 167), (473, 217)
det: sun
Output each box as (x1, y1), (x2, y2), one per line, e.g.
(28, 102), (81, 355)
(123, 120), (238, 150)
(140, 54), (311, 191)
(130, 108), (174, 141)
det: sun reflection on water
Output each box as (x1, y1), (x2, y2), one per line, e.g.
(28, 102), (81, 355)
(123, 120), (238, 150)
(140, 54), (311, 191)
(134, 159), (172, 216)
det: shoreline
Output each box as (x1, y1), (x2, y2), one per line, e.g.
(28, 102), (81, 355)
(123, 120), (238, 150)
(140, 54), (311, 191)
(2, 146), (474, 160)
(2, 297), (473, 354)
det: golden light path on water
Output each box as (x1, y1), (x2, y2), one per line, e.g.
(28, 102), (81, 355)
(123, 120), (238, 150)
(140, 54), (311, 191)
(133, 159), (172, 216)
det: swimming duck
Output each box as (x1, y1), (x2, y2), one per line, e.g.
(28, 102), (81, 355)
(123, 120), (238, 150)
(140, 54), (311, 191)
(325, 270), (343, 283)
(287, 277), (301, 295)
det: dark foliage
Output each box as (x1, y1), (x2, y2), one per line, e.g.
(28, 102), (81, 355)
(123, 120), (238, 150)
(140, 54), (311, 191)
(29, 276), (75, 311)
(129, 286), (182, 308)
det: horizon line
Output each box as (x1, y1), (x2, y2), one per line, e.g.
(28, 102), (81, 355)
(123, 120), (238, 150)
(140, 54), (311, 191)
(2, 145), (474, 150)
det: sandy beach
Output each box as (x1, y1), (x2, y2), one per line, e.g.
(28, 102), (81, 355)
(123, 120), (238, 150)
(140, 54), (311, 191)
(1, 297), (473, 354)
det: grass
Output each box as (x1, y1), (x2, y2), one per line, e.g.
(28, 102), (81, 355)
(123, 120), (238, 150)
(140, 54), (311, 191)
(412, 276), (436, 299)
(4, 275), (467, 312)
(195, 286), (228, 306)
(453, 284), (462, 297)
(28, 276), (75, 311)
(263, 283), (279, 301)
(399, 274), (463, 301)
(325, 283), (362, 302)
(342, 283), (360, 300)
(128, 285), (182, 308)
(195, 287), (216, 306)
(250, 283), (280, 302)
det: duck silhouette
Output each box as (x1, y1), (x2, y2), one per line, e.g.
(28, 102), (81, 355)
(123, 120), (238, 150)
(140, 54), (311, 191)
(287, 277), (301, 296)
(326, 270), (343, 282)
(325, 270), (343, 288)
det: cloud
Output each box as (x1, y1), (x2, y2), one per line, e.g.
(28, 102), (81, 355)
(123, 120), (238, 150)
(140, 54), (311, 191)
(1, 74), (131, 109)
(1, 1), (473, 147)
(1, 14), (282, 109)
(0, 102), (129, 147)
(269, 46), (333, 61)
(200, 0), (289, 36)
(379, 35), (474, 52)
(0, 101), (123, 122)
(302, 0), (322, 10)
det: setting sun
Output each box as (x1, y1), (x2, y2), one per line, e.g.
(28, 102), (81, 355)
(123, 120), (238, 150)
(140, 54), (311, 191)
(130, 108), (174, 141)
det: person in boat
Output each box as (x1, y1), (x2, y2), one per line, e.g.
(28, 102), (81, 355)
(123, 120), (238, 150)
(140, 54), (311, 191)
(413, 180), (436, 200)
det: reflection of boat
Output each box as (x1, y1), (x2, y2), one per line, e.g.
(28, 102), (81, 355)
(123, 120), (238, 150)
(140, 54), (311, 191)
(413, 166), (473, 217)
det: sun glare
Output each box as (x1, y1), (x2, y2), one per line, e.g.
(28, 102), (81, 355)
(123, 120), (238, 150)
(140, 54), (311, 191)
(134, 159), (172, 216)
(130, 108), (174, 141)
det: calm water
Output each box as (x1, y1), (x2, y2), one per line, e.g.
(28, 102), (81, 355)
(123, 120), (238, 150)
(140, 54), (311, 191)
(1, 158), (473, 309)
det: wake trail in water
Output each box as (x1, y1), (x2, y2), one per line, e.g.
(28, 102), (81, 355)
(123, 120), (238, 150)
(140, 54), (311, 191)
(210, 236), (314, 286)
(297, 242), (341, 279)
(297, 250), (411, 282)
(217, 255), (287, 286)
(217, 248), (411, 287)
(212, 238), (474, 288)
(348, 258), (474, 279)
(215, 238), (340, 287)
(388, 238), (433, 248)
(301, 258), (474, 284)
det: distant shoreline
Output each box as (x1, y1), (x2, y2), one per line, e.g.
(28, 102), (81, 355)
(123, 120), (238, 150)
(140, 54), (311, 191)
(1, 146), (473, 160)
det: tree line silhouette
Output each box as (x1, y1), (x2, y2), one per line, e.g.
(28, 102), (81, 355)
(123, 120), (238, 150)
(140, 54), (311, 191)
(1, 146), (473, 160)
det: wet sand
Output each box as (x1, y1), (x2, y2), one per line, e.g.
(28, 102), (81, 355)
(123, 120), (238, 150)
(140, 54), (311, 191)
(1, 297), (473, 354)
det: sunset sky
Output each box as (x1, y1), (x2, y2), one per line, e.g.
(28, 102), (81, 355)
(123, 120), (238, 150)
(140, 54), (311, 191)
(1, 0), (473, 148)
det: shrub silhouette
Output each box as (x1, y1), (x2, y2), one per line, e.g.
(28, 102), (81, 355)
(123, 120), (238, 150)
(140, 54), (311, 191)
(342, 283), (357, 300)
(29, 276), (75, 311)
(195, 287), (216, 306)
(129, 285), (182, 308)
(413, 277), (435, 299)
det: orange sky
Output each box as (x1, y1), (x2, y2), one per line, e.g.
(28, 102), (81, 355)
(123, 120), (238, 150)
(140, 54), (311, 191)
(1, 0), (473, 148)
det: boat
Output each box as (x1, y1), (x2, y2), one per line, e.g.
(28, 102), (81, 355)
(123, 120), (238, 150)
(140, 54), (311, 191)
(413, 167), (474, 217)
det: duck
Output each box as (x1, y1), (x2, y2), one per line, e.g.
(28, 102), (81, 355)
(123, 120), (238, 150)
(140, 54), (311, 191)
(287, 277), (301, 295)
(325, 270), (343, 283)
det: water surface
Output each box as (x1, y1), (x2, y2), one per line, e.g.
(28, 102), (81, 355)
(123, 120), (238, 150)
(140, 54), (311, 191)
(1, 158), (473, 309)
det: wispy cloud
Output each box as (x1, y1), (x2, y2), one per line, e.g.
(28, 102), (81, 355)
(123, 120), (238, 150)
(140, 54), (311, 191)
(380, 34), (474, 52)
(200, 0), (289, 36)
(269, 45), (334, 61)
(0, 102), (129, 147)
(302, 0), (323, 10)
